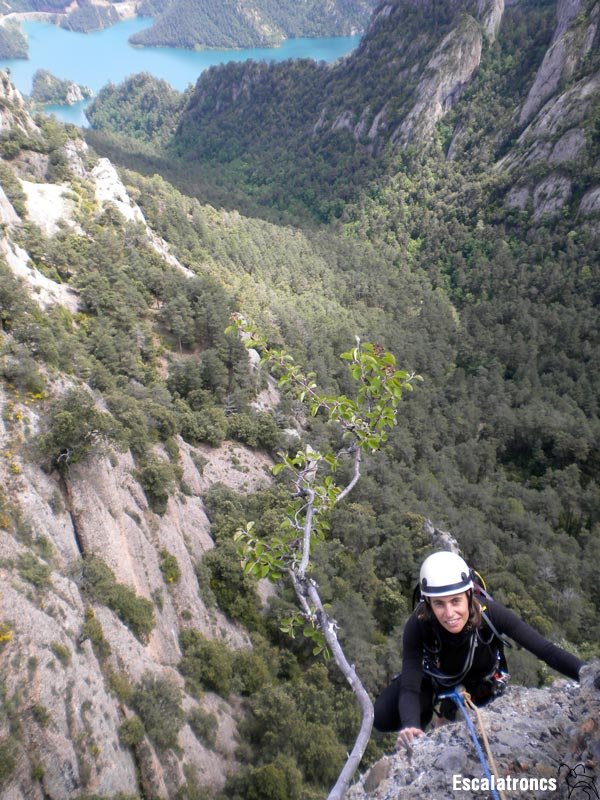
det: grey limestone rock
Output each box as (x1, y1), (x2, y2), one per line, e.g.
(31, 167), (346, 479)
(348, 662), (599, 800)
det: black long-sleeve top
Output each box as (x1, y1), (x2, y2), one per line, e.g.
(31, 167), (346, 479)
(399, 599), (584, 729)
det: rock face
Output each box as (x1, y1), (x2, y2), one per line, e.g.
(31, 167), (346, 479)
(348, 662), (600, 800)
(0, 383), (271, 798)
(496, 0), (600, 220)
(0, 78), (274, 799)
(519, 0), (599, 125)
(30, 69), (92, 106)
(0, 71), (37, 135)
(393, 13), (483, 146)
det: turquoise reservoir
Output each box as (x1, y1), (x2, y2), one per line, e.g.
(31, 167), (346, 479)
(0, 18), (360, 126)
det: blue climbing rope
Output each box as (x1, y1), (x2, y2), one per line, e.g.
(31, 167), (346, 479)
(440, 688), (501, 800)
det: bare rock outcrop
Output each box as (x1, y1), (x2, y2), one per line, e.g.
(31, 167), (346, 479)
(580, 186), (600, 215)
(0, 379), (271, 797)
(349, 661), (600, 800)
(519, 0), (599, 125)
(392, 14), (483, 146)
(477, 0), (505, 41)
(91, 157), (197, 276)
(0, 70), (38, 136)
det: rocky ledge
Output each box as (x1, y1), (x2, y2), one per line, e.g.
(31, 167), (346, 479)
(349, 661), (599, 800)
(30, 69), (92, 106)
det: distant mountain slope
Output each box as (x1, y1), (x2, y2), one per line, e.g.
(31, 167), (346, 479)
(1, 0), (132, 34)
(87, 0), (600, 222)
(0, 19), (27, 57)
(130, 0), (378, 49)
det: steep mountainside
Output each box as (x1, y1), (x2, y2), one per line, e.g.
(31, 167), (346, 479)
(0, 19), (27, 58)
(1, 73), (433, 800)
(87, 0), (600, 221)
(130, 0), (378, 49)
(0, 0), (133, 34)
(2, 0), (600, 797)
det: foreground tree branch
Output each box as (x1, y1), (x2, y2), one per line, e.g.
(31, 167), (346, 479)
(229, 316), (421, 798)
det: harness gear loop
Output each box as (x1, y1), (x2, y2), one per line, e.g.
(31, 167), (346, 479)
(439, 688), (506, 800)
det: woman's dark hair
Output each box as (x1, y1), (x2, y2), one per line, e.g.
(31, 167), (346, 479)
(416, 592), (483, 630)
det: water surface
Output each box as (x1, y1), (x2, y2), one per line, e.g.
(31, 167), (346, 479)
(0, 18), (360, 126)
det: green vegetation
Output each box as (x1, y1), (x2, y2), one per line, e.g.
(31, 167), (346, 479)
(37, 388), (121, 473)
(82, 556), (155, 642)
(81, 607), (111, 659)
(187, 708), (218, 749)
(118, 716), (145, 747)
(31, 70), (92, 106)
(131, 672), (185, 750)
(17, 552), (52, 589)
(0, 737), (17, 783)
(0, 20), (28, 59)
(86, 75), (187, 146)
(50, 641), (72, 666)
(179, 630), (234, 697)
(129, 0), (376, 49)
(32, 703), (51, 727)
(160, 549), (182, 583)
(60, 3), (119, 33)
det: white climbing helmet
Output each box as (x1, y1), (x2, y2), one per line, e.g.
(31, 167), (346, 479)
(419, 551), (473, 597)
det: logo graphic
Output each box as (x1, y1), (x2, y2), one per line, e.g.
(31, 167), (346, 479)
(557, 763), (599, 800)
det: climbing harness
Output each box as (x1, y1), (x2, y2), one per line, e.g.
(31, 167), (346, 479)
(438, 687), (507, 800)
(421, 615), (511, 695)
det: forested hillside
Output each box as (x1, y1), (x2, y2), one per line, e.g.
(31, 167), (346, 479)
(1, 0), (599, 797)
(129, 0), (377, 49)
(0, 20), (27, 58)
(86, 0), (600, 654)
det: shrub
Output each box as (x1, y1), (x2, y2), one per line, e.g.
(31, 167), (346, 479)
(226, 755), (303, 800)
(81, 607), (111, 659)
(1, 347), (46, 394)
(178, 630), (233, 698)
(160, 550), (181, 584)
(193, 559), (217, 608)
(118, 716), (145, 747)
(226, 411), (281, 450)
(17, 552), (52, 589)
(0, 737), (17, 783)
(295, 722), (346, 785)
(37, 388), (121, 472)
(0, 622), (13, 649)
(175, 765), (213, 800)
(232, 649), (272, 696)
(107, 670), (134, 704)
(196, 407), (227, 446)
(82, 556), (154, 642)
(202, 543), (262, 629)
(50, 641), (71, 666)
(135, 455), (176, 515)
(32, 703), (51, 727)
(132, 673), (184, 751)
(187, 708), (218, 749)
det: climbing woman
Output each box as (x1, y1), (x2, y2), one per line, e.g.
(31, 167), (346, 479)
(374, 551), (584, 748)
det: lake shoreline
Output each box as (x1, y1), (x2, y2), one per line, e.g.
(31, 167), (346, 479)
(0, 19), (360, 127)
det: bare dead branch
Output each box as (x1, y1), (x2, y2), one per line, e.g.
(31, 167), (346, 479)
(335, 447), (362, 506)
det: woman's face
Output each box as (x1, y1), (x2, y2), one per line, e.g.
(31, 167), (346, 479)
(429, 592), (470, 633)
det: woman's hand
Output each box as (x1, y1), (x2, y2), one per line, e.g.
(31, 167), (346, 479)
(396, 727), (424, 749)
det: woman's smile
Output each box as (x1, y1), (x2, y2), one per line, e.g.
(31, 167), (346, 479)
(430, 592), (470, 633)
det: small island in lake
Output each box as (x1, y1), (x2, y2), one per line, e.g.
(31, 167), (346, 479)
(31, 69), (93, 105)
